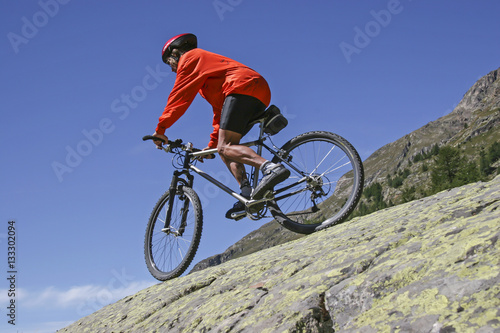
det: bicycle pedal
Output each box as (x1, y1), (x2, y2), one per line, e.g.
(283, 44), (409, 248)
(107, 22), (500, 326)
(230, 211), (246, 220)
(233, 214), (246, 221)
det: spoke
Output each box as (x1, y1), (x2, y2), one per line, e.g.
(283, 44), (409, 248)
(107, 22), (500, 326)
(310, 144), (336, 176)
(320, 159), (351, 177)
(156, 235), (168, 269)
(294, 146), (308, 174)
(176, 236), (192, 246)
(320, 180), (339, 186)
(177, 245), (185, 260)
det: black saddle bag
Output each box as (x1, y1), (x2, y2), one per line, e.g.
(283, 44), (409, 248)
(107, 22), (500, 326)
(263, 105), (288, 135)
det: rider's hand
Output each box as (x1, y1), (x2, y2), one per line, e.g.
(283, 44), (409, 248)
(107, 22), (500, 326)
(152, 132), (168, 149)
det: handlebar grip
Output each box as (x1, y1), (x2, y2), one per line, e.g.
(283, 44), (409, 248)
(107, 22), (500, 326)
(142, 136), (184, 150)
(142, 135), (165, 143)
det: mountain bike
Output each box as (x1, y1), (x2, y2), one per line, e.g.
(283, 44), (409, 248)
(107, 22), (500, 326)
(142, 105), (364, 281)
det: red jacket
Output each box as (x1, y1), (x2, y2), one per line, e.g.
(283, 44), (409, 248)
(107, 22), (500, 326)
(156, 48), (271, 148)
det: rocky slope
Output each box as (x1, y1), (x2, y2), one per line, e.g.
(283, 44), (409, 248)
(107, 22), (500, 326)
(190, 216), (304, 273)
(60, 175), (500, 332)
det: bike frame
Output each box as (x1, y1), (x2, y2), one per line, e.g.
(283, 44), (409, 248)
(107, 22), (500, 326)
(161, 121), (307, 223)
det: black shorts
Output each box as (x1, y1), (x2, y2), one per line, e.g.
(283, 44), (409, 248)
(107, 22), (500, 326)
(220, 94), (267, 137)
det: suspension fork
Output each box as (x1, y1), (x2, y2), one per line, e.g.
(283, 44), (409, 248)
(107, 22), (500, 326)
(164, 154), (194, 234)
(178, 175), (193, 235)
(163, 171), (180, 232)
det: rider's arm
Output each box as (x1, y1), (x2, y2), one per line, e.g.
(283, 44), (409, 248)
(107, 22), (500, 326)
(207, 111), (221, 149)
(155, 56), (205, 135)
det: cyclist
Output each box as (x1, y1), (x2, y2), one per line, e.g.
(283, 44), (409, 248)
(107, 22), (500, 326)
(151, 33), (290, 218)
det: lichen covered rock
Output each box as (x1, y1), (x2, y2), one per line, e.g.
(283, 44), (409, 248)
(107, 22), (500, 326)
(60, 176), (500, 332)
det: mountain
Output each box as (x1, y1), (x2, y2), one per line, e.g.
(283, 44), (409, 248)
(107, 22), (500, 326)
(59, 175), (500, 332)
(360, 67), (500, 198)
(192, 67), (500, 272)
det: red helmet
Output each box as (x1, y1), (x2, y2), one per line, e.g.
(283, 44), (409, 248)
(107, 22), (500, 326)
(161, 33), (197, 63)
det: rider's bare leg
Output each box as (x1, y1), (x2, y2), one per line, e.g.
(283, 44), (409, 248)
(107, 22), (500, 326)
(217, 129), (266, 186)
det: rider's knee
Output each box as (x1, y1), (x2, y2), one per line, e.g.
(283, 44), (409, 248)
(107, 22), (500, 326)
(218, 141), (230, 158)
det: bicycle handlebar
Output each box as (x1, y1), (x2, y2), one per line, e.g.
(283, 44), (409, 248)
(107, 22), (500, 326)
(142, 135), (216, 159)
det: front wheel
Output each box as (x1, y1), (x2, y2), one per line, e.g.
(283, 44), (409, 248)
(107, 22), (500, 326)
(144, 185), (203, 281)
(269, 131), (364, 234)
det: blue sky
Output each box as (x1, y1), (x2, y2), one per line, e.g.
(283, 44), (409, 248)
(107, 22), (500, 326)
(1, 1), (499, 332)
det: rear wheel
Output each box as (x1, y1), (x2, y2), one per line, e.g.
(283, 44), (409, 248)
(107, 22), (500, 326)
(144, 185), (203, 281)
(269, 131), (364, 234)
